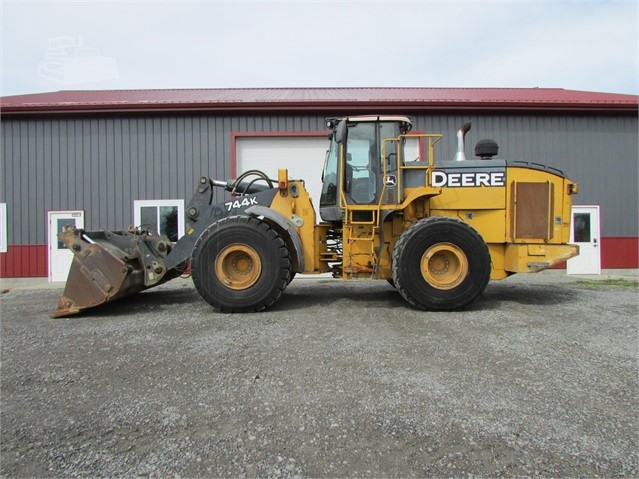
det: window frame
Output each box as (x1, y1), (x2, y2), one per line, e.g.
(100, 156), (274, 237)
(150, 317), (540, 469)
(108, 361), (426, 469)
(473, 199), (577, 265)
(0, 203), (7, 253)
(133, 199), (185, 242)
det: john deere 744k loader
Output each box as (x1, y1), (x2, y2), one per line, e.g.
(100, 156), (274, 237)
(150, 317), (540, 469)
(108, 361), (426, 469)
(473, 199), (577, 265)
(53, 115), (579, 317)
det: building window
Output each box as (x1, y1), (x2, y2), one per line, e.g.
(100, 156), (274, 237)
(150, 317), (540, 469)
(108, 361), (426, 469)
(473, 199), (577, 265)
(572, 212), (591, 243)
(0, 203), (7, 253)
(133, 200), (184, 242)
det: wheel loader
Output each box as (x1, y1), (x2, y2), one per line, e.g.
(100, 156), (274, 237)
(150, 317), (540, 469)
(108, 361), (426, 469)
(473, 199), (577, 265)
(53, 115), (579, 317)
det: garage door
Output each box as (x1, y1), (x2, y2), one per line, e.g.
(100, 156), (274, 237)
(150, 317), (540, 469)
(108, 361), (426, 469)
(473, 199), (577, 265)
(236, 136), (329, 214)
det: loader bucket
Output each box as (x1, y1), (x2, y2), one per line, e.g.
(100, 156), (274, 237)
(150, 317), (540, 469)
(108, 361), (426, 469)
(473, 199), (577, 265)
(52, 228), (178, 318)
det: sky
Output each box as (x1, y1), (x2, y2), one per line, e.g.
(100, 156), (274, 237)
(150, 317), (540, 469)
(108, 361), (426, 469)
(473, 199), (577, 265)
(1, 0), (637, 97)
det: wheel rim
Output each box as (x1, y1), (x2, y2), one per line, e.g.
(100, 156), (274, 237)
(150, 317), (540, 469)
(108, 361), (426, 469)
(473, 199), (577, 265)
(420, 242), (468, 290)
(215, 244), (262, 290)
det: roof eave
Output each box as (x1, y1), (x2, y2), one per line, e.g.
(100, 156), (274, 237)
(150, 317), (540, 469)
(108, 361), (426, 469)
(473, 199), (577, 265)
(1, 100), (637, 116)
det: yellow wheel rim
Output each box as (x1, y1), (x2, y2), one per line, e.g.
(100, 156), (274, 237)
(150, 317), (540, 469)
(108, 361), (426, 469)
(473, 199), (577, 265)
(215, 244), (261, 290)
(420, 243), (468, 290)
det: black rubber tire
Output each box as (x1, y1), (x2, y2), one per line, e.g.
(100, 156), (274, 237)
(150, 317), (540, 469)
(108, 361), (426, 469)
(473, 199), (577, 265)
(191, 216), (291, 313)
(392, 216), (491, 311)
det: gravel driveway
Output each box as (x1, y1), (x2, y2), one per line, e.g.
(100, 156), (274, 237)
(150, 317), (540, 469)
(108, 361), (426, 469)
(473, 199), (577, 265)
(1, 272), (637, 478)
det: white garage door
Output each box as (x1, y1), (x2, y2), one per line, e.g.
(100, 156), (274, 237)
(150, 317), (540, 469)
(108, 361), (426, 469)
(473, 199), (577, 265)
(236, 136), (329, 214)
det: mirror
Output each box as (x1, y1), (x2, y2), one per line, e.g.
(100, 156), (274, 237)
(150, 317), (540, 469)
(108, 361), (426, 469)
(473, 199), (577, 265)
(335, 120), (347, 144)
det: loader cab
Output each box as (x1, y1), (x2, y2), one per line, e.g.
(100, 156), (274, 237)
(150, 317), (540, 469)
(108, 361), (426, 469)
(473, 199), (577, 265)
(319, 115), (413, 222)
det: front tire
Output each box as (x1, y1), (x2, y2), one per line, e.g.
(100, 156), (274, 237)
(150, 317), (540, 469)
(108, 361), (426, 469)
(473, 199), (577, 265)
(392, 217), (491, 311)
(191, 216), (291, 312)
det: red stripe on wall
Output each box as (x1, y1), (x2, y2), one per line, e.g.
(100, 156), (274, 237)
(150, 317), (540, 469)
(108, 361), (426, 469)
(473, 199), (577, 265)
(0, 245), (48, 278)
(0, 238), (637, 278)
(601, 237), (638, 268)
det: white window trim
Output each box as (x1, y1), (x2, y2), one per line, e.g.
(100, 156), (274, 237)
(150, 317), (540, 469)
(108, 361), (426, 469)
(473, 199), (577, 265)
(0, 203), (7, 253)
(133, 199), (185, 241)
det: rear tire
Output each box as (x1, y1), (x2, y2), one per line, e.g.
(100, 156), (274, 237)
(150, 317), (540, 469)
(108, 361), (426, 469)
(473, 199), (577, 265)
(191, 216), (291, 312)
(392, 217), (490, 311)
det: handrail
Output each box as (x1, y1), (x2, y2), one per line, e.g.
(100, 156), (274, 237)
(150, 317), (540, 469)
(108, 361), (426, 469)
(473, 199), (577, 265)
(379, 133), (443, 207)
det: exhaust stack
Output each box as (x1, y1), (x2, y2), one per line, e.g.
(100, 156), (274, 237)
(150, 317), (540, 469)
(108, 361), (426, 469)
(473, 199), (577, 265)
(453, 122), (472, 162)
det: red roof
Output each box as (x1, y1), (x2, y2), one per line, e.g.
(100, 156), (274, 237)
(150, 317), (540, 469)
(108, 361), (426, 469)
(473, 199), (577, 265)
(1, 87), (637, 115)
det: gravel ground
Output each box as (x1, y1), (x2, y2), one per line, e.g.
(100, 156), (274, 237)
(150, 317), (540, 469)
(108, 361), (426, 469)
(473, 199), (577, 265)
(1, 272), (637, 478)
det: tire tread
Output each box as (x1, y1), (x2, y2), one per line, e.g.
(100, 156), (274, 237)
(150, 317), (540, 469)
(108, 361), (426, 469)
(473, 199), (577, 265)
(392, 216), (491, 311)
(191, 215), (291, 313)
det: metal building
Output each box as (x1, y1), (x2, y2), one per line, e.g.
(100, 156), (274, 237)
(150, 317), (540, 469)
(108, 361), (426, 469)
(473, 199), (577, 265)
(1, 87), (637, 279)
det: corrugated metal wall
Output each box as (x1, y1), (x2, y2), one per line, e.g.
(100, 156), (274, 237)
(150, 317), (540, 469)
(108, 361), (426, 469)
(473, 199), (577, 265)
(414, 113), (638, 240)
(1, 112), (637, 248)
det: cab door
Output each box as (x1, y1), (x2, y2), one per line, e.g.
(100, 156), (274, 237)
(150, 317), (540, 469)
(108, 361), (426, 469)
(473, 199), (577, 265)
(343, 122), (378, 205)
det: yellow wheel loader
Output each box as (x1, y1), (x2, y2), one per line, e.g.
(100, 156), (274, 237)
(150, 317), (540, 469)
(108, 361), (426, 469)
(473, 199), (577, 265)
(53, 116), (579, 317)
